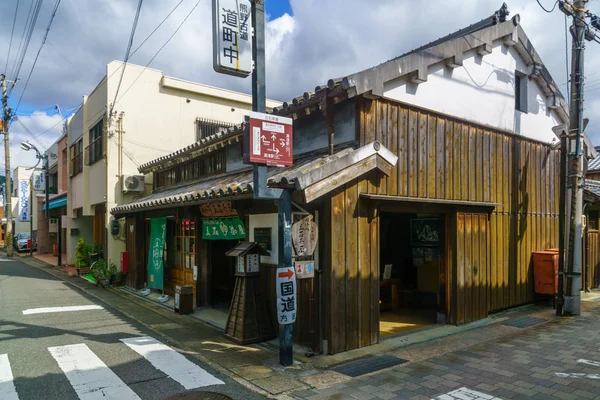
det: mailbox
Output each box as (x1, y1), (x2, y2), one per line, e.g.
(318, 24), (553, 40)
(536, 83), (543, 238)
(226, 242), (270, 276)
(533, 250), (559, 295)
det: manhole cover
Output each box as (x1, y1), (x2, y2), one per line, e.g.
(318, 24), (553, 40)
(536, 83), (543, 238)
(332, 354), (408, 377)
(502, 316), (545, 328)
(163, 392), (232, 400)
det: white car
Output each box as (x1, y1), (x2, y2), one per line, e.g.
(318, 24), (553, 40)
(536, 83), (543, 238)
(14, 232), (36, 252)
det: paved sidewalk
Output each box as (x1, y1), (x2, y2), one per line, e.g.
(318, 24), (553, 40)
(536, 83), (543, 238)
(15, 252), (600, 399)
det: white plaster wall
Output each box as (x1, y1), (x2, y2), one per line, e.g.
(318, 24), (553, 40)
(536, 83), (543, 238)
(249, 214), (278, 266)
(383, 41), (561, 143)
(66, 215), (93, 265)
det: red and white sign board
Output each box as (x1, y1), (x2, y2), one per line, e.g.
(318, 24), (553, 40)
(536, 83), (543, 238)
(247, 112), (293, 166)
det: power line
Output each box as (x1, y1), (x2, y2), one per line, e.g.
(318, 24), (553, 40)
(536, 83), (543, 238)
(5, 0), (21, 74)
(9, 0), (44, 94)
(115, 0), (202, 106)
(14, 0), (62, 114)
(536, 0), (559, 13)
(9, 0), (36, 81)
(110, 0), (144, 116)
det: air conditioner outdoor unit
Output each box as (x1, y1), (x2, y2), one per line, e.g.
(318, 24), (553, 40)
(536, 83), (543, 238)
(123, 175), (145, 193)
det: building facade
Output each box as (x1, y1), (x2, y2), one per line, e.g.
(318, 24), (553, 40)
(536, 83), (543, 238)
(66, 61), (279, 266)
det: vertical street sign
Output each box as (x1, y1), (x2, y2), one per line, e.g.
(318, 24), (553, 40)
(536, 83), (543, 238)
(276, 266), (297, 324)
(246, 112), (293, 167)
(18, 179), (30, 222)
(212, 0), (253, 77)
(32, 171), (45, 191)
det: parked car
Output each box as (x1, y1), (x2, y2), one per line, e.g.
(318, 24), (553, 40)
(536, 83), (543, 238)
(13, 232), (36, 252)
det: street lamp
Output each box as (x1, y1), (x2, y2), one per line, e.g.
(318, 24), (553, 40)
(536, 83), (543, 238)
(20, 141), (50, 219)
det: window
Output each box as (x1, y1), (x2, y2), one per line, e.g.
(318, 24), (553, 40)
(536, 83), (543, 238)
(515, 72), (528, 113)
(155, 149), (226, 189)
(69, 139), (83, 176)
(196, 118), (235, 141)
(87, 119), (104, 165)
(175, 219), (195, 269)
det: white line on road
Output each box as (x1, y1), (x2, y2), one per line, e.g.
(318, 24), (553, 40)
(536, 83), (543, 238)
(22, 305), (104, 315)
(0, 354), (19, 400)
(120, 336), (224, 389)
(48, 343), (140, 400)
(555, 372), (600, 379)
(433, 387), (502, 400)
(578, 359), (600, 367)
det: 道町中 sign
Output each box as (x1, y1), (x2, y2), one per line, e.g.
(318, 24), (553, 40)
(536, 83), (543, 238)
(212, 0), (252, 77)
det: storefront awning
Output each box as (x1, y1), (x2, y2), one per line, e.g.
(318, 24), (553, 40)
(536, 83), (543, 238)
(112, 141), (398, 215)
(42, 195), (67, 211)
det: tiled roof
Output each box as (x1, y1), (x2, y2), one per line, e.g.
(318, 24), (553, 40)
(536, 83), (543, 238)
(585, 179), (600, 200)
(589, 152), (600, 172)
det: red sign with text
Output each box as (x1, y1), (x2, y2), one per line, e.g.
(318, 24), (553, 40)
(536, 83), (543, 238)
(247, 112), (293, 166)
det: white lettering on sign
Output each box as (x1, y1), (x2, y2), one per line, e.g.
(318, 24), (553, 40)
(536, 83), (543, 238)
(18, 179), (30, 222)
(212, 0), (252, 77)
(33, 171), (45, 191)
(276, 267), (296, 324)
(262, 121), (284, 134)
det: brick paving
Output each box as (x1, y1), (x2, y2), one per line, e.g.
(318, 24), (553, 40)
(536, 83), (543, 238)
(291, 303), (600, 399)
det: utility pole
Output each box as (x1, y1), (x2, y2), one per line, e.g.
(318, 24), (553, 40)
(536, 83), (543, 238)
(1, 74), (13, 257)
(564, 0), (588, 315)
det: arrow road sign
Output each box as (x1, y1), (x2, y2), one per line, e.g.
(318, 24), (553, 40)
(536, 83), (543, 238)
(276, 267), (296, 324)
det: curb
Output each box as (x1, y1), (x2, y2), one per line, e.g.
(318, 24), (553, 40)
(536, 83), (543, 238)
(15, 254), (277, 399)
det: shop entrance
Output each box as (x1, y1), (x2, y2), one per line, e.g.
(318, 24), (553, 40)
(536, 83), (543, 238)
(379, 212), (444, 337)
(210, 239), (238, 309)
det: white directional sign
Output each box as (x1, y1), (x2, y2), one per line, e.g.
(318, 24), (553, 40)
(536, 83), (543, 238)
(276, 267), (297, 324)
(17, 179), (30, 222)
(212, 0), (253, 77)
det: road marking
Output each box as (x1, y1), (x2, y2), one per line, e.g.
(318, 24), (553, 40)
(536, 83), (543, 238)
(120, 336), (224, 389)
(48, 343), (140, 400)
(555, 372), (600, 380)
(578, 359), (600, 367)
(0, 354), (19, 400)
(22, 305), (104, 315)
(433, 387), (502, 400)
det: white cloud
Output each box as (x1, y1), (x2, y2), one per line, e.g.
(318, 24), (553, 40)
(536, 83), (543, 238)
(0, 0), (599, 147)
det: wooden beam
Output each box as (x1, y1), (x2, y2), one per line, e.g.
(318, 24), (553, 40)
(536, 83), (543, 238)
(360, 193), (501, 208)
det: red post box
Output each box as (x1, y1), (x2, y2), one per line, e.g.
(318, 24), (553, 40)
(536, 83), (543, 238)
(533, 250), (559, 295)
(121, 252), (129, 273)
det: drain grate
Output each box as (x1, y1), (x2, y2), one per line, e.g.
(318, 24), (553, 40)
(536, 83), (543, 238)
(502, 316), (545, 328)
(332, 355), (408, 377)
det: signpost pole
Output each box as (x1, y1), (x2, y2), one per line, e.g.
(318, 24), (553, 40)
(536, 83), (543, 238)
(251, 0), (294, 366)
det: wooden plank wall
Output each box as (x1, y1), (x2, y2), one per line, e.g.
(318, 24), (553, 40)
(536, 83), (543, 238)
(586, 230), (600, 289)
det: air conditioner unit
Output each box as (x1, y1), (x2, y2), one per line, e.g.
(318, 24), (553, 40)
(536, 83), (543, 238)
(123, 175), (145, 193)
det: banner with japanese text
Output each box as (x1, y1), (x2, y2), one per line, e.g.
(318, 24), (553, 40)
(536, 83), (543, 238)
(18, 179), (30, 222)
(147, 217), (167, 290)
(202, 217), (246, 240)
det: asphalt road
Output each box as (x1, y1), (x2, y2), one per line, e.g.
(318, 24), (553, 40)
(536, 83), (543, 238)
(0, 256), (263, 400)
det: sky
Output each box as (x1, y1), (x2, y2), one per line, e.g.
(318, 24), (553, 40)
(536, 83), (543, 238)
(2, 0), (600, 171)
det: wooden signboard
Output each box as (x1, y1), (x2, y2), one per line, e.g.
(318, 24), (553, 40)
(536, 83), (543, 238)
(199, 201), (238, 217)
(292, 215), (318, 256)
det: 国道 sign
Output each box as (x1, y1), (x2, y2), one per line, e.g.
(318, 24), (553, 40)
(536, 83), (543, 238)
(247, 112), (293, 166)
(276, 267), (297, 324)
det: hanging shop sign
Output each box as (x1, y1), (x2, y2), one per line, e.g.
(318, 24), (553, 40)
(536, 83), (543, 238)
(147, 217), (167, 290)
(292, 215), (318, 256)
(199, 201), (238, 217)
(276, 267), (297, 324)
(245, 112), (293, 167)
(18, 179), (30, 222)
(32, 171), (45, 191)
(295, 260), (315, 279)
(202, 217), (246, 240)
(212, 0), (253, 77)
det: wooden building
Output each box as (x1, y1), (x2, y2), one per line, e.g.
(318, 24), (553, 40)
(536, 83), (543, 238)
(112, 6), (597, 355)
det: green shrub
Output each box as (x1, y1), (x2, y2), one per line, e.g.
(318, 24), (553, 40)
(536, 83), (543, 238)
(75, 238), (90, 268)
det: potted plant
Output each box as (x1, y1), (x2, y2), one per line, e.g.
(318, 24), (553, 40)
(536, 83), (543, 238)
(90, 258), (109, 288)
(107, 260), (119, 286)
(75, 238), (91, 275)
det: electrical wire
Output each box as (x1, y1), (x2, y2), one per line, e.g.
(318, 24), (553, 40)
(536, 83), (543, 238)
(115, 0), (202, 107)
(14, 0), (63, 114)
(109, 0), (144, 116)
(536, 0), (559, 13)
(9, 0), (44, 94)
(9, 0), (35, 81)
(5, 0), (21, 74)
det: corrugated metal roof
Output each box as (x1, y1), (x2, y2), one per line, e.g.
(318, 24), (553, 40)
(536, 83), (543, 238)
(585, 179), (600, 199)
(113, 145), (358, 214)
(589, 153), (600, 171)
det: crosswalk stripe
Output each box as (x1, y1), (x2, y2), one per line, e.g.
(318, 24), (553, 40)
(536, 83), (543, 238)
(120, 336), (224, 389)
(22, 305), (104, 315)
(0, 354), (19, 400)
(48, 343), (140, 400)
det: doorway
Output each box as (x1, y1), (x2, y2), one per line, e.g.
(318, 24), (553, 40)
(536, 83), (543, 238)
(379, 212), (444, 337)
(210, 239), (238, 309)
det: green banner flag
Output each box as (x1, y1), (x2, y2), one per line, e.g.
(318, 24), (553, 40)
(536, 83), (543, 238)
(147, 217), (167, 290)
(202, 217), (246, 240)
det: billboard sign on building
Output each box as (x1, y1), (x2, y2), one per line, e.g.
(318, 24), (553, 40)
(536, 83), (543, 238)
(212, 0), (253, 77)
(18, 179), (30, 222)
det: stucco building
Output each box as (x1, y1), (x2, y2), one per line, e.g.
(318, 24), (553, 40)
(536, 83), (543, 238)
(66, 61), (279, 265)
